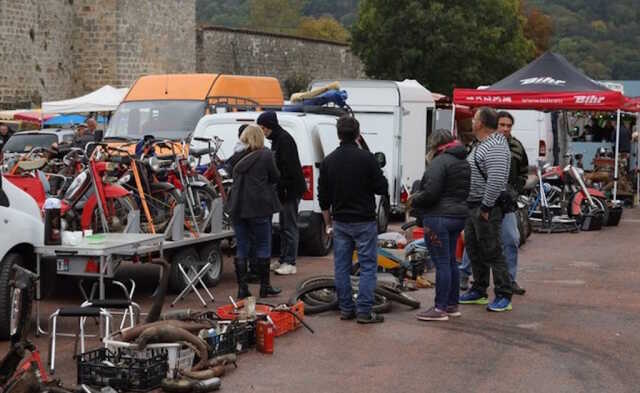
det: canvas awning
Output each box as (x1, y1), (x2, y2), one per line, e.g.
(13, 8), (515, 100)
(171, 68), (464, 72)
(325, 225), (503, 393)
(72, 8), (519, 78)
(42, 85), (128, 114)
(453, 52), (626, 111)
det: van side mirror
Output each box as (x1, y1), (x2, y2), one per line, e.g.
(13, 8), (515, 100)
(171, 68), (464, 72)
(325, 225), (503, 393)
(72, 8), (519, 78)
(374, 152), (386, 168)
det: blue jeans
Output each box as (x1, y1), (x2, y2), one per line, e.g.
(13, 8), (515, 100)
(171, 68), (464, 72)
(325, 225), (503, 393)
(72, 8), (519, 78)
(333, 221), (378, 315)
(459, 250), (471, 279)
(423, 216), (466, 310)
(502, 212), (520, 281)
(279, 199), (300, 265)
(234, 216), (272, 259)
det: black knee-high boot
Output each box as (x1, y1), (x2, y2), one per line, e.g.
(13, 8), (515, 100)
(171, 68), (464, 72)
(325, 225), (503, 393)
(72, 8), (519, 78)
(234, 258), (252, 299)
(259, 258), (281, 297)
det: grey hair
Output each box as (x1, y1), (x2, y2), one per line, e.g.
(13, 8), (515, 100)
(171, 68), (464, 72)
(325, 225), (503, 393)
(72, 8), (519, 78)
(426, 129), (455, 163)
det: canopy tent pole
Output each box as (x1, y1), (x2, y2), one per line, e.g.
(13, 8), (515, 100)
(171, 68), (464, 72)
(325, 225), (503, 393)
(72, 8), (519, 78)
(451, 104), (456, 136)
(636, 112), (640, 206)
(613, 109), (621, 201)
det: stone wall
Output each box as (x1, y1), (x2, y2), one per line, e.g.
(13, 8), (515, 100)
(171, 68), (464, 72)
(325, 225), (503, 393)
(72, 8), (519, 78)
(0, 3), (363, 108)
(197, 26), (365, 97)
(0, 0), (75, 108)
(0, 0), (196, 109)
(115, 0), (196, 88)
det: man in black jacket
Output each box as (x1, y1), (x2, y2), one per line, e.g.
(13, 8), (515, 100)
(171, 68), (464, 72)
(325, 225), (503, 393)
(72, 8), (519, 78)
(0, 124), (13, 146)
(257, 111), (307, 276)
(318, 115), (389, 324)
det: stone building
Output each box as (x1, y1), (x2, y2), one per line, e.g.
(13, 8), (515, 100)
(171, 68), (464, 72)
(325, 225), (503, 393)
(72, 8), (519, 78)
(0, 0), (363, 109)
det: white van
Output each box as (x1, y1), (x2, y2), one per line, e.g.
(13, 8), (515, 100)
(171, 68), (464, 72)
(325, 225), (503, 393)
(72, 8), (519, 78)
(508, 110), (554, 167)
(310, 80), (436, 216)
(0, 176), (44, 339)
(190, 111), (389, 256)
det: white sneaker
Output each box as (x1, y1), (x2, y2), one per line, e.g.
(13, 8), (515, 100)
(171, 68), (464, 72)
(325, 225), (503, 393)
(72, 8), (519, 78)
(270, 261), (281, 271)
(275, 263), (297, 275)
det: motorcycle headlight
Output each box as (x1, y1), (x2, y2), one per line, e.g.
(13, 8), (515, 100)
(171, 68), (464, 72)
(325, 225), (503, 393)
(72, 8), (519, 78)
(118, 173), (131, 185)
(188, 156), (197, 171)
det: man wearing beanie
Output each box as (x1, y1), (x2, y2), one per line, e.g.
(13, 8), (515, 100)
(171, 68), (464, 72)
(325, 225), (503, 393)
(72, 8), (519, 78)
(257, 111), (306, 275)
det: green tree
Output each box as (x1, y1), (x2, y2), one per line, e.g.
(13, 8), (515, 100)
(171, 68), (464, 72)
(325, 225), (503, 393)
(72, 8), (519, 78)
(351, 0), (535, 94)
(297, 16), (350, 42)
(249, 0), (306, 34)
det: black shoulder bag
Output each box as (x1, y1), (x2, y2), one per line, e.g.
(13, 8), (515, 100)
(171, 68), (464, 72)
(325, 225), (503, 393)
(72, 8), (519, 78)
(473, 149), (515, 213)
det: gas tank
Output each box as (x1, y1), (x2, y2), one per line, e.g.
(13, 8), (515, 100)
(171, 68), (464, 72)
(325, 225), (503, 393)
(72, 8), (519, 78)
(64, 170), (89, 201)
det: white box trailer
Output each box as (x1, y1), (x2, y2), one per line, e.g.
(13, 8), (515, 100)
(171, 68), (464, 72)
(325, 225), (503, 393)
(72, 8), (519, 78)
(311, 80), (436, 215)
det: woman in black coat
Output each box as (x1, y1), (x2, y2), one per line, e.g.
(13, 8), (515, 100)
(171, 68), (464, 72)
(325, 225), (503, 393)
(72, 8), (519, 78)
(411, 129), (471, 321)
(229, 125), (282, 299)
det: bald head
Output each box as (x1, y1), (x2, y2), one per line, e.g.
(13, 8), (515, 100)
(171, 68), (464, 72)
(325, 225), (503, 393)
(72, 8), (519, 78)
(86, 118), (97, 131)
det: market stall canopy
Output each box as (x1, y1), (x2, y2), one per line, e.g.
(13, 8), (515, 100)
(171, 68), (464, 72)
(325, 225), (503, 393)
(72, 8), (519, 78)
(453, 52), (626, 111)
(44, 114), (107, 126)
(13, 110), (55, 124)
(623, 96), (640, 113)
(42, 85), (129, 114)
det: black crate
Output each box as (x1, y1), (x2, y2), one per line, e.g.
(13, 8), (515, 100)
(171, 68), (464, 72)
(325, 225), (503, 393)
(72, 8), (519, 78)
(581, 211), (604, 231)
(77, 348), (168, 392)
(207, 329), (238, 358)
(232, 322), (256, 353)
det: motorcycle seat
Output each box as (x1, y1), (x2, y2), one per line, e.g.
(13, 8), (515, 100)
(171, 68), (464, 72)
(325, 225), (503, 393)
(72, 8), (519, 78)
(17, 157), (47, 171)
(190, 147), (211, 158)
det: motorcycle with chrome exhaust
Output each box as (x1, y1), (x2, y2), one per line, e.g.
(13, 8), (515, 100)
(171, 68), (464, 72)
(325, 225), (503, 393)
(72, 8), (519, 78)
(529, 154), (608, 231)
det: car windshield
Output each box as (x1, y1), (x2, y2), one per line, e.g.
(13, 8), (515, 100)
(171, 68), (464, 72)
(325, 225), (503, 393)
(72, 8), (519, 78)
(106, 100), (205, 141)
(2, 133), (58, 153)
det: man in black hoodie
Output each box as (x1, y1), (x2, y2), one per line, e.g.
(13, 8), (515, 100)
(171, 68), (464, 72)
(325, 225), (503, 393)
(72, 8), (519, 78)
(257, 111), (307, 275)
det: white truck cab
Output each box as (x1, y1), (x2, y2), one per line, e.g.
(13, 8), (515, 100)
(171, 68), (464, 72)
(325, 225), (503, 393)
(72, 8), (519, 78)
(0, 176), (44, 339)
(190, 111), (389, 256)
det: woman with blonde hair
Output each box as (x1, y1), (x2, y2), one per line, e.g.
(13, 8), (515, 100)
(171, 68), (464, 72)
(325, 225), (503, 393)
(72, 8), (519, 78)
(228, 125), (282, 298)
(410, 129), (471, 321)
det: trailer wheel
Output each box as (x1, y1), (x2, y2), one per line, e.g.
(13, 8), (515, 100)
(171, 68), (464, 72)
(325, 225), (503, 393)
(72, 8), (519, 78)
(198, 242), (224, 287)
(302, 213), (332, 256)
(169, 247), (202, 293)
(0, 253), (31, 340)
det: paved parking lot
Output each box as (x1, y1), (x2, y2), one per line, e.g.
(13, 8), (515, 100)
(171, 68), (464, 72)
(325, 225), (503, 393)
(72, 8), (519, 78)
(2, 211), (640, 393)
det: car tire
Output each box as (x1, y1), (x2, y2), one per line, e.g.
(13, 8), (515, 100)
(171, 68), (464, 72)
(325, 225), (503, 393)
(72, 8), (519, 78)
(0, 253), (31, 341)
(302, 213), (332, 257)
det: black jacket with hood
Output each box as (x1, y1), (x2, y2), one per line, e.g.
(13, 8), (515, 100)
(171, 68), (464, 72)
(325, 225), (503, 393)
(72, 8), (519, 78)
(411, 142), (471, 218)
(257, 111), (307, 202)
(229, 148), (281, 219)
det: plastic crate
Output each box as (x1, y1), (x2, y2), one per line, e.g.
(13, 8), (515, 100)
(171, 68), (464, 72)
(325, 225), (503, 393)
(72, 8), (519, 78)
(103, 339), (194, 379)
(207, 328), (238, 358)
(231, 322), (256, 352)
(270, 301), (304, 337)
(77, 348), (167, 392)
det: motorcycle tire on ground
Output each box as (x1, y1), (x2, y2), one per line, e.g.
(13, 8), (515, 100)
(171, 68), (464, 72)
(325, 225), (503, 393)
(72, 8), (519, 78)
(289, 281), (339, 315)
(295, 277), (392, 314)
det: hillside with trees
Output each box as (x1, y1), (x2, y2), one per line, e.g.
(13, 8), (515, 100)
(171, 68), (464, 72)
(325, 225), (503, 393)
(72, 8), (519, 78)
(196, 0), (640, 80)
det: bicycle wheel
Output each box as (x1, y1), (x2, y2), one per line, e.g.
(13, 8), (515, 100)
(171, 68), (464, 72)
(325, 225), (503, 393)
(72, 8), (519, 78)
(375, 285), (421, 309)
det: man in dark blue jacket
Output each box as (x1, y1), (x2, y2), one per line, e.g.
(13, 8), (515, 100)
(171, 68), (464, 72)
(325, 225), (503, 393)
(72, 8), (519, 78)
(318, 115), (388, 324)
(257, 111), (306, 276)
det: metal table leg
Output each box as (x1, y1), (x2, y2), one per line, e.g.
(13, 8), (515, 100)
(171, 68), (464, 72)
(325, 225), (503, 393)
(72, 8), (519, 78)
(36, 254), (47, 336)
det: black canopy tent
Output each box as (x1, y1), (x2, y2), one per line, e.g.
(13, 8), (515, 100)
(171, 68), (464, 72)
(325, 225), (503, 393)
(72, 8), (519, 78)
(453, 52), (627, 200)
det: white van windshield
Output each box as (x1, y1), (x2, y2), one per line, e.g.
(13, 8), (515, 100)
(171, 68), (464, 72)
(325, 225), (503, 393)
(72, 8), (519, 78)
(106, 101), (205, 140)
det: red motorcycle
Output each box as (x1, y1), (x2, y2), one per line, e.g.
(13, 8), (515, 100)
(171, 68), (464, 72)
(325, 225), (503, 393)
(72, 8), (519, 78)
(4, 144), (137, 232)
(536, 153), (609, 224)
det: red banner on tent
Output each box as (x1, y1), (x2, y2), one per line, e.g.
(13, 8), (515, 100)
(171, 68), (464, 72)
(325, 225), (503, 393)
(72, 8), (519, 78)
(453, 89), (625, 111)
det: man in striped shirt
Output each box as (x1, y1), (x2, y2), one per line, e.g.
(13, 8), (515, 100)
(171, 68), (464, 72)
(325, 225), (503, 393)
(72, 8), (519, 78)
(459, 107), (514, 312)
